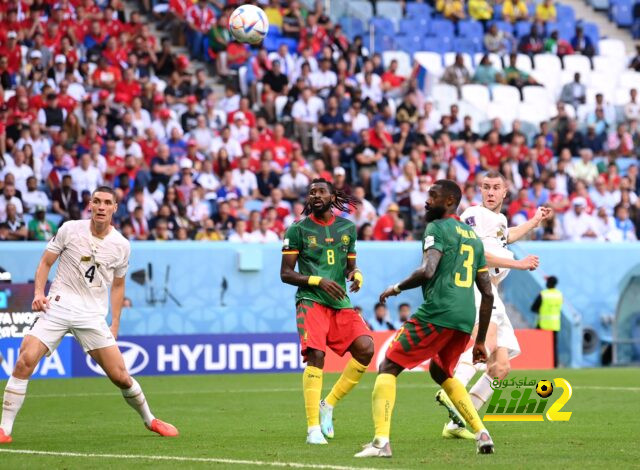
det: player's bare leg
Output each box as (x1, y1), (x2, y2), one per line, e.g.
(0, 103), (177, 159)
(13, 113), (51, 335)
(430, 361), (494, 454)
(0, 336), (49, 443)
(88, 345), (178, 437)
(320, 335), (373, 439)
(441, 323), (498, 439)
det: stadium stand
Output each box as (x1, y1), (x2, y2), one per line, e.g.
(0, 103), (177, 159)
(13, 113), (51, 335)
(0, 0), (638, 244)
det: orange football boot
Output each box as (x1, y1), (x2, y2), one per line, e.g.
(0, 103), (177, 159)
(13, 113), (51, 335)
(0, 429), (12, 444)
(146, 419), (179, 437)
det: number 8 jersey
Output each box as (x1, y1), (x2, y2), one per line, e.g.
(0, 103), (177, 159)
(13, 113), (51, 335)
(414, 217), (487, 334)
(46, 220), (130, 317)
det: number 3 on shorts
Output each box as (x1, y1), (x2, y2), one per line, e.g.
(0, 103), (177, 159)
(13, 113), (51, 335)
(454, 244), (474, 288)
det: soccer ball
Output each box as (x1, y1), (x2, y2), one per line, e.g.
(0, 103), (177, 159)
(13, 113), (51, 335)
(536, 380), (554, 398)
(228, 5), (269, 45)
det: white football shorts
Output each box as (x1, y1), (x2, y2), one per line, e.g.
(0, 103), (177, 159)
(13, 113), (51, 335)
(26, 301), (116, 356)
(474, 283), (521, 359)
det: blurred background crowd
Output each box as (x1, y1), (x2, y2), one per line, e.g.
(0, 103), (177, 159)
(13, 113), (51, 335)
(0, 0), (638, 244)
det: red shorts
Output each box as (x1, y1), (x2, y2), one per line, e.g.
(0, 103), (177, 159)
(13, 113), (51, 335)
(296, 300), (372, 360)
(385, 318), (470, 377)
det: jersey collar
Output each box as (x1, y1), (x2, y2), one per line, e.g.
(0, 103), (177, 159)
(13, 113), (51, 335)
(310, 213), (336, 226)
(448, 214), (460, 221)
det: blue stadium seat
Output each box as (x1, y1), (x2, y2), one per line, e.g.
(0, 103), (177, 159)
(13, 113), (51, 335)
(612, 0), (633, 27)
(278, 37), (299, 53)
(452, 38), (480, 54)
(582, 22), (600, 46)
(429, 19), (455, 38)
(399, 17), (422, 35)
(374, 33), (396, 52)
(370, 16), (396, 34)
(493, 3), (503, 20)
(589, 0), (609, 11)
(406, 2), (434, 18)
(514, 21), (532, 38)
(545, 21), (560, 36)
(457, 20), (484, 39)
(490, 20), (514, 35)
(377, 1), (404, 22)
(395, 33), (423, 55)
(422, 37), (449, 54)
(339, 16), (365, 40)
(556, 4), (576, 23)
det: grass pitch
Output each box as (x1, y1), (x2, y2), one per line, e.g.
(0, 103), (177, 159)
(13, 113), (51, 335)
(0, 368), (638, 469)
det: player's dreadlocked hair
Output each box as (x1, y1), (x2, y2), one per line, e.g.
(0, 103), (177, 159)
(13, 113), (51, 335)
(302, 178), (360, 215)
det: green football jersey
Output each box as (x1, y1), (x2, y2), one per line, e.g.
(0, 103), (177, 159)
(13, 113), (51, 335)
(413, 217), (488, 334)
(282, 215), (357, 309)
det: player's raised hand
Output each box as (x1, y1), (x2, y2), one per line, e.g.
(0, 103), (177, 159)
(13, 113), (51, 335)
(379, 285), (399, 304)
(318, 278), (346, 300)
(472, 342), (488, 364)
(517, 255), (539, 271)
(346, 269), (363, 293)
(32, 294), (49, 312)
(533, 206), (553, 225)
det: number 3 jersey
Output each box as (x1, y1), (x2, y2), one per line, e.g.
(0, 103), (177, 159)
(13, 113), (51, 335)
(414, 217), (487, 334)
(282, 214), (357, 310)
(460, 205), (513, 285)
(46, 219), (131, 317)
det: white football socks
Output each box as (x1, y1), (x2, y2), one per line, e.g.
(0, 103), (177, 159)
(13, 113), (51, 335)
(121, 378), (155, 426)
(453, 348), (480, 387)
(1, 376), (29, 435)
(468, 373), (495, 410)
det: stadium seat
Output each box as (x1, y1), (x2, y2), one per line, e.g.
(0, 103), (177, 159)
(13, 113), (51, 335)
(491, 84), (521, 105)
(395, 34), (423, 56)
(589, 0), (609, 10)
(377, 1), (404, 22)
(457, 20), (484, 40)
(586, 86), (614, 105)
(474, 52), (503, 69)
(346, 1), (374, 24)
(563, 54), (592, 74)
(414, 51), (445, 77)
(329, 0), (348, 23)
(619, 71), (640, 88)
(453, 38), (481, 54)
(518, 102), (550, 126)
(406, 2), (434, 18)
(522, 86), (553, 107)
(493, 3), (503, 20)
(244, 199), (264, 213)
(370, 16), (396, 35)
(487, 101), (518, 124)
(457, 100), (489, 125)
(612, 0), (633, 27)
(443, 51), (474, 70)
(461, 84), (491, 109)
(398, 18), (421, 35)
(514, 21), (532, 38)
(431, 83), (459, 111)
(491, 20), (514, 35)
(598, 38), (627, 59)
(515, 53), (533, 73)
(383, 51), (412, 77)
(421, 37), (449, 54)
(534, 54), (562, 76)
(339, 17), (366, 40)
(429, 19), (455, 39)
(374, 33), (396, 52)
(614, 87), (632, 105)
(592, 54), (625, 74)
(556, 4), (576, 24)
(581, 22), (601, 48)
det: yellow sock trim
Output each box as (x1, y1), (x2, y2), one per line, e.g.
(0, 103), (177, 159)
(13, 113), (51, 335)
(325, 358), (368, 407)
(372, 373), (396, 440)
(442, 377), (484, 433)
(303, 366), (323, 428)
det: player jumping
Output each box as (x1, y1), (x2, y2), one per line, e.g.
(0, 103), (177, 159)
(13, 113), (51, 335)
(281, 178), (374, 445)
(355, 179), (495, 458)
(0, 187), (178, 444)
(437, 171), (552, 439)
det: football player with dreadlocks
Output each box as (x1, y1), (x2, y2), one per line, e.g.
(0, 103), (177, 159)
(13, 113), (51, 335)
(281, 178), (374, 445)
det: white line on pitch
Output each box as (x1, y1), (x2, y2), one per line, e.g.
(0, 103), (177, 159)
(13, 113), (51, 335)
(0, 449), (387, 470)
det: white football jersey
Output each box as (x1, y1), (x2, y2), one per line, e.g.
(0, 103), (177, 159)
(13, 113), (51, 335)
(460, 205), (513, 285)
(46, 220), (130, 316)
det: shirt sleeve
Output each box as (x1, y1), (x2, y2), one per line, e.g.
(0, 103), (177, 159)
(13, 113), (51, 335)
(347, 224), (357, 259)
(424, 222), (444, 252)
(475, 240), (488, 272)
(46, 221), (70, 255)
(282, 224), (301, 254)
(113, 242), (131, 279)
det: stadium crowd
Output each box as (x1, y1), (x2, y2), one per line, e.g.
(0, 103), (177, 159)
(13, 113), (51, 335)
(0, 0), (638, 244)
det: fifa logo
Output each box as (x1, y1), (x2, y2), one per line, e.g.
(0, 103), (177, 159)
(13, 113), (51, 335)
(483, 378), (573, 422)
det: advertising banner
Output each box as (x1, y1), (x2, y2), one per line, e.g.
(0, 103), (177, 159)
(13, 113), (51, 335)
(0, 337), (73, 379)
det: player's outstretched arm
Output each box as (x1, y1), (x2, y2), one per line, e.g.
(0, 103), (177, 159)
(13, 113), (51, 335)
(280, 253), (345, 300)
(110, 276), (125, 339)
(473, 269), (494, 364)
(485, 252), (539, 271)
(32, 250), (59, 311)
(507, 206), (553, 243)
(379, 249), (442, 303)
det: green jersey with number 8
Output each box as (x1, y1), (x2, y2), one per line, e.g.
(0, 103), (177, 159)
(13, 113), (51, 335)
(414, 217), (488, 334)
(282, 215), (357, 309)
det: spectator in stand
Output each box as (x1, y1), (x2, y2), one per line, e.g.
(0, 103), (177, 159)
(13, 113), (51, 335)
(519, 25), (544, 56)
(373, 202), (400, 240)
(559, 73), (586, 111)
(590, 176), (618, 215)
(436, 0), (466, 21)
(473, 54), (503, 86)
(2, 203), (27, 241)
(571, 25), (596, 58)
(503, 53), (540, 90)
(607, 123), (634, 157)
(544, 30), (574, 57)
(291, 87), (323, 153)
(249, 217), (279, 243)
(22, 177), (50, 214)
(369, 302), (396, 331)
(479, 130), (507, 170)
(563, 197), (602, 241)
(442, 53), (471, 93)
(502, 0), (529, 22)
(484, 24), (512, 55)
(624, 88), (640, 122)
(536, 0), (557, 22)
(28, 206), (58, 241)
(508, 187), (537, 225)
(186, 0), (216, 59)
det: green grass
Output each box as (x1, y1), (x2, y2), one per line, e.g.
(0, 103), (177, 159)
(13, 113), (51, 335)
(1, 368), (639, 469)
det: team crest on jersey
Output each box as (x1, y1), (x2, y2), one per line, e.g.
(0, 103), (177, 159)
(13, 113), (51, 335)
(465, 216), (476, 227)
(341, 235), (350, 245)
(307, 236), (318, 248)
(81, 256), (92, 262)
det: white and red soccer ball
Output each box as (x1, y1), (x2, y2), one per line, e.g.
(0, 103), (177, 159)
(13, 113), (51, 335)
(228, 4), (269, 45)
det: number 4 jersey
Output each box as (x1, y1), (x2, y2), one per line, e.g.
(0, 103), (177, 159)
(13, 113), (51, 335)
(282, 214), (357, 310)
(414, 217), (487, 334)
(46, 219), (130, 317)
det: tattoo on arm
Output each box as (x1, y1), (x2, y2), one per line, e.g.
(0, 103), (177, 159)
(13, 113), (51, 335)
(475, 270), (494, 344)
(398, 249), (443, 291)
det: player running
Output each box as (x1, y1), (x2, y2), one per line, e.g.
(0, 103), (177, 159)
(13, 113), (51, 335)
(281, 178), (374, 445)
(0, 187), (178, 444)
(355, 179), (495, 458)
(436, 171), (552, 439)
